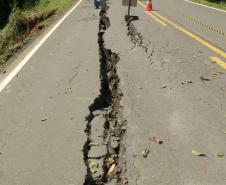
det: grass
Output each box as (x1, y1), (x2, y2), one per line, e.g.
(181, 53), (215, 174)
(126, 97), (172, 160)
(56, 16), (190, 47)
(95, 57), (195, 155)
(23, 0), (75, 15)
(0, 0), (75, 63)
(191, 0), (226, 11)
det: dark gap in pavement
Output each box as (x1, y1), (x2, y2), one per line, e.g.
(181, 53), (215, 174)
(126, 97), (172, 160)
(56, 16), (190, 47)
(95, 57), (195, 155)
(127, 21), (155, 63)
(83, 1), (128, 184)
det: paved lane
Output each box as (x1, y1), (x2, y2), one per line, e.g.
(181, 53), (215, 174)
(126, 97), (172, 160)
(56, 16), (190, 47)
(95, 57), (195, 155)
(0, 1), (99, 184)
(115, 1), (226, 185)
(144, 0), (226, 51)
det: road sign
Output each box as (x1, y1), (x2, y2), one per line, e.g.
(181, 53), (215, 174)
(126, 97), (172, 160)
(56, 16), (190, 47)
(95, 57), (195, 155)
(122, 0), (137, 7)
(123, 0), (139, 22)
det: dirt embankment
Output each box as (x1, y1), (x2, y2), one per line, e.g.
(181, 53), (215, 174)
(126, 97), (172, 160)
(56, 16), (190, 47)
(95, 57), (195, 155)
(0, 9), (56, 71)
(0, 0), (75, 73)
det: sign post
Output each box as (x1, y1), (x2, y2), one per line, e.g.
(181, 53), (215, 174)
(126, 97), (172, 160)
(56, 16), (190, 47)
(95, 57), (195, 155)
(128, 0), (132, 17)
(122, 0), (138, 22)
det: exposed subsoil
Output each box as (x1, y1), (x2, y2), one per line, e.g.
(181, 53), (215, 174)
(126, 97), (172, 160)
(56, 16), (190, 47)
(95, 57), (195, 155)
(83, 1), (128, 185)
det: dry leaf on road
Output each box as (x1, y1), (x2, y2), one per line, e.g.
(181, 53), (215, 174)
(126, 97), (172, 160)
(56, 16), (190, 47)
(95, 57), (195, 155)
(200, 76), (210, 81)
(107, 163), (116, 176)
(216, 152), (224, 158)
(161, 84), (167, 89)
(192, 150), (206, 157)
(141, 148), (150, 158)
(213, 72), (224, 76)
(41, 117), (48, 122)
(181, 80), (192, 84)
(149, 137), (163, 144)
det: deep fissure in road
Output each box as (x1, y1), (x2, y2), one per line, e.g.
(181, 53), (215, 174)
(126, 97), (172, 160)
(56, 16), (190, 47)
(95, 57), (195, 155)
(127, 21), (155, 63)
(83, 2), (128, 185)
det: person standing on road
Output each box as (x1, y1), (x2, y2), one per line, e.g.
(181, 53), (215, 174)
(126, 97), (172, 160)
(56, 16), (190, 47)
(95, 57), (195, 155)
(92, 0), (100, 8)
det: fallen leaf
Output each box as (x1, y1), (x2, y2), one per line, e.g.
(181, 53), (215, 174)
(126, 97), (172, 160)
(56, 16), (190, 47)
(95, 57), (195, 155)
(161, 84), (167, 89)
(181, 80), (192, 84)
(107, 163), (116, 176)
(141, 148), (150, 158)
(149, 137), (163, 144)
(192, 150), (206, 157)
(41, 117), (48, 122)
(213, 72), (224, 76)
(216, 152), (224, 157)
(88, 159), (98, 174)
(224, 130), (226, 134)
(200, 76), (210, 81)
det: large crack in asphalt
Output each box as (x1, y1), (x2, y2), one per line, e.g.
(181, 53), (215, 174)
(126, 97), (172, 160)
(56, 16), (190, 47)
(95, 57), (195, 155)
(83, 1), (128, 185)
(127, 21), (155, 63)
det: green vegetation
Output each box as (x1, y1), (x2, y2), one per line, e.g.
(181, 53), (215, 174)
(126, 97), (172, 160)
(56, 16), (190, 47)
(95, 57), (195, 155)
(0, 0), (75, 63)
(191, 0), (226, 11)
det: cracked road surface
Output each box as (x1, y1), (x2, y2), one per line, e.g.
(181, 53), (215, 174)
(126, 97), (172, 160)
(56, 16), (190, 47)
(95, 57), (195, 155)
(1, 0), (226, 185)
(0, 0), (99, 184)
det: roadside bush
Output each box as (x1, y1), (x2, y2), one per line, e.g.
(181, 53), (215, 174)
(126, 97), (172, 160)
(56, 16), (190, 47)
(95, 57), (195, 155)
(0, 0), (39, 29)
(0, 0), (12, 29)
(19, 0), (39, 9)
(0, 0), (73, 63)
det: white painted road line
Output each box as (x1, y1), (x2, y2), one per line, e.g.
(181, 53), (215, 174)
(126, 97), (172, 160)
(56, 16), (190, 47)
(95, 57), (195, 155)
(184, 0), (226, 13)
(0, 0), (83, 93)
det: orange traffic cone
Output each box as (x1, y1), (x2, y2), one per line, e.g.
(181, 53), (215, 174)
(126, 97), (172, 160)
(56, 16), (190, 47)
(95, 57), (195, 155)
(145, 0), (152, 11)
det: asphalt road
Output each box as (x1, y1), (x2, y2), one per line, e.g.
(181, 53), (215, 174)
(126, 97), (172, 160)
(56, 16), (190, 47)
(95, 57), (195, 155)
(0, 0), (226, 185)
(122, 1), (226, 185)
(0, 1), (99, 184)
(150, 0), (226, 51)
(148, 0), (226, 51)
